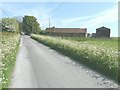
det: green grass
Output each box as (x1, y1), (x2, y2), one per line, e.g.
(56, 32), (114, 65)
(62, 37), (118, 49)
(1, 32), (20, 89)
(31, 34), (119, 83)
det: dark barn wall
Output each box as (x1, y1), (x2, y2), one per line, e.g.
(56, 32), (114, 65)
(96, 27), (110, 38)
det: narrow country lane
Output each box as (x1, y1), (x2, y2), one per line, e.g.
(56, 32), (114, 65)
(10, 35), (118, 88)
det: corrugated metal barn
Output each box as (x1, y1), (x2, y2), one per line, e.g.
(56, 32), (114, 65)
(96, 26), (110, 38)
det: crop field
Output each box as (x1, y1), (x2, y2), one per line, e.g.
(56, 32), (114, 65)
(31, 34), (119, 82)
(1, 32), (20, 89)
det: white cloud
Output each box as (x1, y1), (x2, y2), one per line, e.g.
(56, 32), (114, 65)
(59, 16), (93, 26)
(55, 4), (118, 28)
(84, 5), (118, 28)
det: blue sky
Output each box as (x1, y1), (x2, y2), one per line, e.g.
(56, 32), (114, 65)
(1, 1), (118, 37)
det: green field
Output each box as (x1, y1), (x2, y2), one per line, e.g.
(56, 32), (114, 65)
(31, 34), (119, 83)
(1, 32), (20, 89)
(62, 37), (118, 49)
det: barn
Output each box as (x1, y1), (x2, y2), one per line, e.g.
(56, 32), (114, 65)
(45, 27), (87, 37)
(96, 26), (110, 38)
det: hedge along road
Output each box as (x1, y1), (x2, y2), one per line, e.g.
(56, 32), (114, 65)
(10, 35), (118, 88)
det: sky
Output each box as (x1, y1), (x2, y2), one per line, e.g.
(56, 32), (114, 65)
(1, 1), (119, 37)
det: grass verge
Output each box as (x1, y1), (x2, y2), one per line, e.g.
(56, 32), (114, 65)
(1, 32), (20, 89)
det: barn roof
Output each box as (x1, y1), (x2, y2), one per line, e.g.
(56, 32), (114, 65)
(96, 26), (110, 30)
(45, 28), (87, 33)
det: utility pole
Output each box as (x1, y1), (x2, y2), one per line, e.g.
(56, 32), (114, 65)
(49, 18), (50, 28)
(47, 2), (64, 28)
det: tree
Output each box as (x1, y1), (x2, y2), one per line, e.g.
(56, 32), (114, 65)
(14, 16), (23, 34)
(1, 18), (20, 33)
(22, 15), (41, 35)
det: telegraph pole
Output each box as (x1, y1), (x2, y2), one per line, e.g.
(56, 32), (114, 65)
(49, 18), (50, 28)
(47, 2), (64, 28)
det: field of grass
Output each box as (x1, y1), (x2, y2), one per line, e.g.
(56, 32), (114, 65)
(1, 32), (20, 89)
(31, 34), (119, 83)
(62, 37), (118, 49)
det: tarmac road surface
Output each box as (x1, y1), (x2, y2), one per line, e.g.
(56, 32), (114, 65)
(10, 35), (118, 88)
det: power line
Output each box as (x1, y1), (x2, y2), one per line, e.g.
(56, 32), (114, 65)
(49, 18), (50, 28)
(47, 2), (64, 28)
(0, 8), (13, 31)
(48, 2), (64, 17)
(0, 8), (9, 17)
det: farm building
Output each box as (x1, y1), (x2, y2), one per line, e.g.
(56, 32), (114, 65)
(87, 33), (91, 37)
(45, 27), (87, 37)
(96, 26), (110, 38)
(87, 33), (96, 37)
(92, 33), (96, 37)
